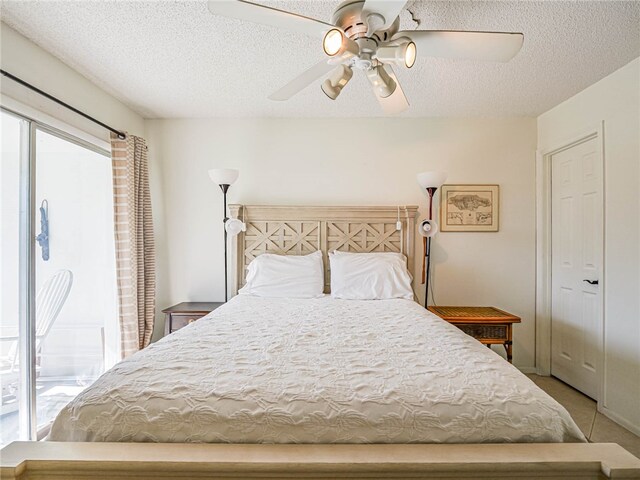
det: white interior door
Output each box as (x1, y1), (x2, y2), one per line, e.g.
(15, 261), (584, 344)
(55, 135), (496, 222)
(551, 136), (603, 400)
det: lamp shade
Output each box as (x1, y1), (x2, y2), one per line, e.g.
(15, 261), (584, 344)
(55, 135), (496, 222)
(208, 168), (239, 186)
(417, 171), (447, 189)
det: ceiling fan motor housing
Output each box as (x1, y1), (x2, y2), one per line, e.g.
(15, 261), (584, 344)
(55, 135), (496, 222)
(331, 0), (400, 43)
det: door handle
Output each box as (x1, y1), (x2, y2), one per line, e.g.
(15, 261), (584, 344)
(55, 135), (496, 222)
(583, 279), (599, 285)
(36, 199), (49, 261)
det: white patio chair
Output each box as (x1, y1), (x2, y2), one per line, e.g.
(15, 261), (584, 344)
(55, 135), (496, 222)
(0, 270), (73, 414)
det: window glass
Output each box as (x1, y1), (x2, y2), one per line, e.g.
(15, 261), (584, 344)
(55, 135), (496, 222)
(34, 129), (118, 432)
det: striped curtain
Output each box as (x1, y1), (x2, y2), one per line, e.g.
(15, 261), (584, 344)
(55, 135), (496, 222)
(110, 133), (156, 358)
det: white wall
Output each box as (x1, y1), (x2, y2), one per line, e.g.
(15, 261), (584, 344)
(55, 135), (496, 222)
(146, 117), (538, 369)
(538, 58), (640, 434)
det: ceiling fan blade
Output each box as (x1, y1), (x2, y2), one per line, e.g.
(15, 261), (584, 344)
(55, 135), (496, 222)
(362, 0), (408, 31)
(374, 65), (409, 115)
(207, 0), (336, 38)
(269, 59), (336, 101)
(395, 30), (524, 62)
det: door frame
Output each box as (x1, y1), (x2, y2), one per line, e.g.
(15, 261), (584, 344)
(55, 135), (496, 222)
(535, 122), (605, 400)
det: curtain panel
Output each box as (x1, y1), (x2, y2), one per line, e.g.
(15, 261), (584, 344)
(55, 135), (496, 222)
(110, 133), (156, 358)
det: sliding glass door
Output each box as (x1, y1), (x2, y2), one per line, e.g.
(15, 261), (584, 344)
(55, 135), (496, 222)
(0, 110), (29, 445)
(0, 109), (119, 445)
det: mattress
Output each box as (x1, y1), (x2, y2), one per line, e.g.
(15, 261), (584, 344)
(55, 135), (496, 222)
(49, 295), (586, 443)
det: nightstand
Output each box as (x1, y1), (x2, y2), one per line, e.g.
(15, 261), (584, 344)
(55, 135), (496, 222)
(427, 306), (521, 363)
(162, 302), (224, 335)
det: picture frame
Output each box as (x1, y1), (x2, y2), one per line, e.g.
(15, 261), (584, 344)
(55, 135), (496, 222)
(440, 184), (499, 232)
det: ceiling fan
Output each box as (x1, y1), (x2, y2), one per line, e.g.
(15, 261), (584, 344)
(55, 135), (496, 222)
(207, 0), (524, 114)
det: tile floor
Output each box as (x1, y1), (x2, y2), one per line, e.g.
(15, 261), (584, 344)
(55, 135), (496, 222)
(528, 374), (640, 458)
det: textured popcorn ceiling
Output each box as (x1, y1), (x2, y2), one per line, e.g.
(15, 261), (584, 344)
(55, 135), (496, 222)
(1, 0), (639, 118)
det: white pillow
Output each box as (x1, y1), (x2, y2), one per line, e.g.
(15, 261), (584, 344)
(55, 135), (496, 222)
(329, 251), (414, 300)
(239, 251), (324, 298)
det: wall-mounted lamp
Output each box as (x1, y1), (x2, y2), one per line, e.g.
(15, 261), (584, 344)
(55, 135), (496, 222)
(208, 168), (239, 302)
(417, 171), (447, 307)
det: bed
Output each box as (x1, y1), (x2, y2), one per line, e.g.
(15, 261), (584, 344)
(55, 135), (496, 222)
(48, 294), (584, 444)
(2, 205), (639, 479)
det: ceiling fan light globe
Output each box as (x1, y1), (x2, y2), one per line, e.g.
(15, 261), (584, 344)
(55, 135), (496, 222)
(404, 41), (417, 68)
(321, 79), (339, 100)
(321, 65), (353, 100)
(366, 65), (396, 98)
(379, 77), (397, 98)
(323, 28), (359, 60)
(323, 28), (344, 56)
(376, 42), (416, 69)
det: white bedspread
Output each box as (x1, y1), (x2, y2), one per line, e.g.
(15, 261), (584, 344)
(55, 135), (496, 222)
(49, 296), (585, 443)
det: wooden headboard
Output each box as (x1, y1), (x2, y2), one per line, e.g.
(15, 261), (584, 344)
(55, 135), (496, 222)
(228, 205), (418, 295)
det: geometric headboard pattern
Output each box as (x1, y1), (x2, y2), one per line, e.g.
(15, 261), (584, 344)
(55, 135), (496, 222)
(228, 205), (419, 294)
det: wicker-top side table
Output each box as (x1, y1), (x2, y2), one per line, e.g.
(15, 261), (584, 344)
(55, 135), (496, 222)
(427, 306), (521, 363)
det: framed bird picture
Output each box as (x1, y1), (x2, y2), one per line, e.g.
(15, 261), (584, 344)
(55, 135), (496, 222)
(440, 184), (499, 232)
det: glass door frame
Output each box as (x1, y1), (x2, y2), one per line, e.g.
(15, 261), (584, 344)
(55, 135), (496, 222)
(2, 106), (110, 441)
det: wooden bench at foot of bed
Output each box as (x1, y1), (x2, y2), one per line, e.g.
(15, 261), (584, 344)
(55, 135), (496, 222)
(1, 442), (640, 479)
